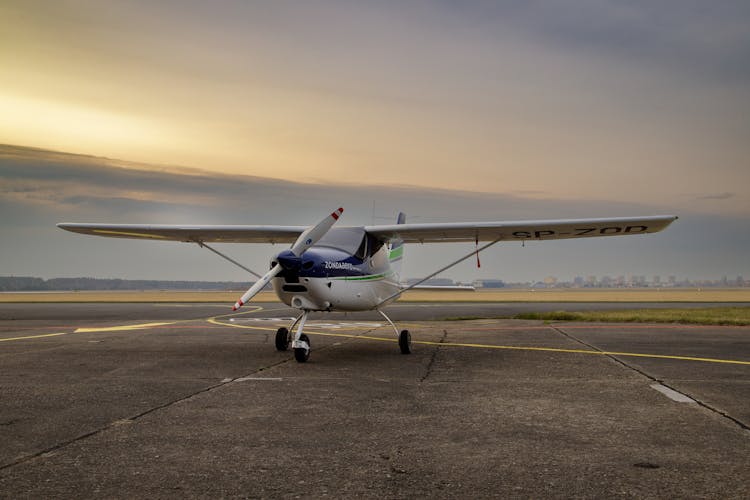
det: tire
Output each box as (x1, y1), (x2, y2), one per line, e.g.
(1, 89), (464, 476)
(275, 327), (290, 351)
(399, 330), (411, 354)
(294, 334), (310, 363)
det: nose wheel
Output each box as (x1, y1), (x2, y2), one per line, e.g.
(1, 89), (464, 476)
(283, 311), (312, 363)
(294, 334), (311, 363)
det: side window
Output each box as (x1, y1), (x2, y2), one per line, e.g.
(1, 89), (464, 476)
(368, 236), (384, 257)
(354, 234), (367, 260)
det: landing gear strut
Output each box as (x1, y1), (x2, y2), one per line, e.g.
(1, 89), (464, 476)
(281, 308), (409, 361)
(377, 309), (412, 355)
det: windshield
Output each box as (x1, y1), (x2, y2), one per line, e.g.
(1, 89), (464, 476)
(315, 227), (366, 256)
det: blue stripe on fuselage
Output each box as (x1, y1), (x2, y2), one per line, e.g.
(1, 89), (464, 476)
(295, 247), (388, 278)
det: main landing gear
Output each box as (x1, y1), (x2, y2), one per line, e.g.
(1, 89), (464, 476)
(276, 308), (412, 362)
(398, 329), (411, 354)
(378, 309), (411, 355)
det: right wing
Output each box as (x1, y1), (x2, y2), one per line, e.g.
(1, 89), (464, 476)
(365, 215), (678, 243)
(56, 223), (307, 244)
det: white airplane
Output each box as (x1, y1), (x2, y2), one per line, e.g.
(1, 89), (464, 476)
(58, 210), (677, 362)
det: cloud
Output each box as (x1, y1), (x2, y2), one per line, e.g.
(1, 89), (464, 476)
(697, 192), (735, 201)
(1, 144), (748, 282)
(0, 144), (668, 224)
(484, 1), (750, 85)
(3, 2), (749, 215)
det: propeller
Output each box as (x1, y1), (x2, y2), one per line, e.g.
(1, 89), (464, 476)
(232, 207), (343, 310)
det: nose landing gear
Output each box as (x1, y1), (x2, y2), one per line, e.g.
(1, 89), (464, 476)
(294, 334), (311, 362)
(279, 311), (311, 363)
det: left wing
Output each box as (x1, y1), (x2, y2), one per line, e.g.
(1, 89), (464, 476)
(56, 223), (307, 244)
(365, 215), (677, 243)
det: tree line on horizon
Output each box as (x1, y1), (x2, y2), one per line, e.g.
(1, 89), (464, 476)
(0, 276), (246, 291)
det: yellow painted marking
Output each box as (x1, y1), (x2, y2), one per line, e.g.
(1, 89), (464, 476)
(93, 230), (167, 239)
(208, 319), (750, 366)
(75, 321), (176, 333)
(206, 306), (280, 331)
(0, 332), (69, 342)
(409, 339), (750, 366)
(207, 319), (278, 332)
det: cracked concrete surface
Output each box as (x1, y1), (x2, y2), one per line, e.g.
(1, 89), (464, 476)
(1, 303), (749, 498)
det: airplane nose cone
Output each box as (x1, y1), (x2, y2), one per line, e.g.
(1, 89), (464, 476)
(276, 249), (302, 271)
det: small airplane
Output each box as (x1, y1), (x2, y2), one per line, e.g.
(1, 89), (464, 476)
(58, 209), (677, 362)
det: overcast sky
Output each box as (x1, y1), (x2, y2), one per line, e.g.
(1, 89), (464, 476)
(1, 1), (748, 282)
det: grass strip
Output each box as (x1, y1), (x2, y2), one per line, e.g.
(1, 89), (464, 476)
(514, 307), (750, 326)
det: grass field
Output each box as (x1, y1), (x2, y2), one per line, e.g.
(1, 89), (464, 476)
(1, 288), (749, 303)
(514, 307), (750, 326)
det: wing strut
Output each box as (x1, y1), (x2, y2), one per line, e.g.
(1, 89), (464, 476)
(375, 237), (502, 307)
(193, 240), (263, 279)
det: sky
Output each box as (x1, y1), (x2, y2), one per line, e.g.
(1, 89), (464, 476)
(1, 1), (749, 282)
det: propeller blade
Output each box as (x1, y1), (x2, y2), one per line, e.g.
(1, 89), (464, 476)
(231, 207), (343, 310)
(290, 207), (344, 256)
(232, 264), (282, 310)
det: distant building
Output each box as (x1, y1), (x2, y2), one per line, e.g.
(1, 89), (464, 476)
(407, 278), (454, 286)
(474, 279), (506, 288)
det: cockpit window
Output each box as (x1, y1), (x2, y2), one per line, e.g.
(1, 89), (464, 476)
(315, 227), (368, 256)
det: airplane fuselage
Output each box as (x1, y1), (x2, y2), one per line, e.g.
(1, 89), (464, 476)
(271, 241), (401, 311)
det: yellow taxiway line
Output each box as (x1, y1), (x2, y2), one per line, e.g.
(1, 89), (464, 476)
(4, 306), (748, 367)
(209, 317), (750, 366)
(0, 332), (70, 342)
(74, 322), (177, 333)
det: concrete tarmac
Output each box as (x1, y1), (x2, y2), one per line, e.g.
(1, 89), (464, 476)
(1, 303), (749, 498)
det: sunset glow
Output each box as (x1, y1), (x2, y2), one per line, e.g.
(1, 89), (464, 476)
(2, 1), (748, 215)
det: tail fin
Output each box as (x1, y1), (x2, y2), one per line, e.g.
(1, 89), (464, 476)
(388, 212), (406, 276)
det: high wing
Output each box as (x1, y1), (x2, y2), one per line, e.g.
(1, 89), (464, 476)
(365, 215), (677, 243)
(56, 223), (307, 244)
(58, 215), (677, 244)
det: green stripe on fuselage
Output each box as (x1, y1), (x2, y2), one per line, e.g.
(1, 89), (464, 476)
(331, 271), (394, 281)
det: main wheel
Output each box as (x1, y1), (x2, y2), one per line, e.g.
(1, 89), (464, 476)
(294, 334), (310, 363)
(275, 327), (290, 351)
(399, 330), (411, 354)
